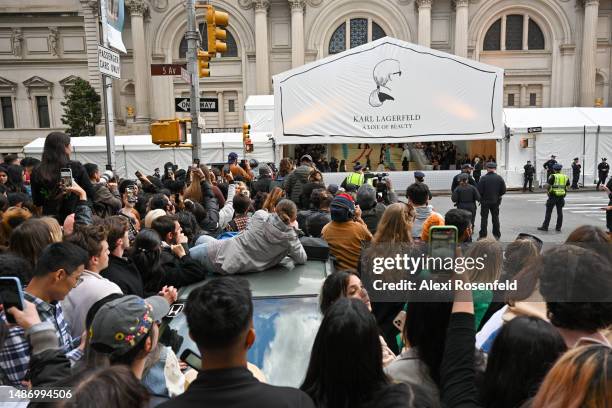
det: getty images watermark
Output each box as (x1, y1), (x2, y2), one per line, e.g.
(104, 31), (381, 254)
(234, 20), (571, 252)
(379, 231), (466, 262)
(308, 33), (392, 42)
(359, 241), (612, 303)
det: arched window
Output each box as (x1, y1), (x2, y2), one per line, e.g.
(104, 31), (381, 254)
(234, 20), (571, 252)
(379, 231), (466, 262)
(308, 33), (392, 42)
(328, 18), (387, 55)
(483, 14), (545, 51)
(178, 23), (238, 58)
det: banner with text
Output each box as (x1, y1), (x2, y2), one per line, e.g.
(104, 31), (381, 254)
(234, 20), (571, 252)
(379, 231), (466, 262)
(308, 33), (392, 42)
(273, 37), (504, 144)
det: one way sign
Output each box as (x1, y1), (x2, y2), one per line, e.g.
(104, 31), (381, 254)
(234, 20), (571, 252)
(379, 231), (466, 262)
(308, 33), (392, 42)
(175, 98), (219, 113)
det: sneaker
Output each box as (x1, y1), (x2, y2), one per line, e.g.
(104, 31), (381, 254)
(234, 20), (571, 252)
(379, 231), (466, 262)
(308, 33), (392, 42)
(537, 227), (548, 231)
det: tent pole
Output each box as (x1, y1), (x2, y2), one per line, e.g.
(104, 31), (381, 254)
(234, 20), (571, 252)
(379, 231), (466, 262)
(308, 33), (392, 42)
(582, 126), (586, 187)
(123, 144), (128, 178)
(594, 125), (600, 186)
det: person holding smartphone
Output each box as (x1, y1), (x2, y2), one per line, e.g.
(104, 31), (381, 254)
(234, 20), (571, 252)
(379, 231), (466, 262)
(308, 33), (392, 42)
(30, 132), (95, 223)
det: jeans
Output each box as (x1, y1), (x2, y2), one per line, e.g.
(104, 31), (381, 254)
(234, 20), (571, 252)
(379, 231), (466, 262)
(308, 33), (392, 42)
(189, 235), (217, 273)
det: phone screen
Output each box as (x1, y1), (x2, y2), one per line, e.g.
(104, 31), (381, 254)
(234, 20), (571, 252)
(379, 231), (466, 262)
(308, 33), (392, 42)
(60, 168), (73, 188)
(0, 277), (24, 324)
(180, 349), (202, 371)
(126, 186), (136, 203)
(428, 226), (458, 274)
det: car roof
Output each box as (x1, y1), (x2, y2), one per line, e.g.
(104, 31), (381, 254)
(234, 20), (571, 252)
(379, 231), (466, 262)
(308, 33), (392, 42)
(177, 259), (332, 300)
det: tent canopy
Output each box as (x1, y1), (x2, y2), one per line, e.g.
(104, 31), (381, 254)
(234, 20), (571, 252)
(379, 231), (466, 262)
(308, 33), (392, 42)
(273, 36), (504, 144)
(245, 95), (274, 133)
(504, 108), (601, 134)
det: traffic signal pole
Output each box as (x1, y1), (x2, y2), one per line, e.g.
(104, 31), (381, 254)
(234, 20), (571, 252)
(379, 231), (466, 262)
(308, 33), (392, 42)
(186, 0), (200, 162)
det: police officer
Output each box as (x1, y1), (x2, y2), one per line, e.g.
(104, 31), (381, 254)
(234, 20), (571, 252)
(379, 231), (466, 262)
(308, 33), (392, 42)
(473, 157), (483, 183)
(341, 162), (365, 189)
(452, 173), (480, 233)
(597, 158), (609, 190)
(543, 155), (557, 179)
(451, 164), (477, 192)
(414, 171), (432, 200)
(523, 160), (535, 192)
(538, 163), (570, 232)
(477, 162), (506, 240)
(571, 157), (581, 190)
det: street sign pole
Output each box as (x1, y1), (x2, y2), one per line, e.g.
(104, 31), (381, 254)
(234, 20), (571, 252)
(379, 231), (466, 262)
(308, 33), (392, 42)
(99, 0), (116, 171)
(186, 0), (200, 162)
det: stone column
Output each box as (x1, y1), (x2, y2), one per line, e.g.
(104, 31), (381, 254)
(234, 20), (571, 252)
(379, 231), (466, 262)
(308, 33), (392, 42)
(417, 0), (432, 47)
(217, 91), (225, 128)
(254, 0), (271, 94)
(79, 0), (102, 96)
(520, 84), (527, 108)
(126, 0), (150, 122)
(580, 0), (599, 106)
(290, 0), (305, 68)
(522, 15), (529, 51)
(453, 0), (468, 58)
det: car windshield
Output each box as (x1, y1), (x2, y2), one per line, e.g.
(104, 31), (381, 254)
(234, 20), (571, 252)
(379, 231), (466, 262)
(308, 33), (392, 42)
(161, 295), (322, 388)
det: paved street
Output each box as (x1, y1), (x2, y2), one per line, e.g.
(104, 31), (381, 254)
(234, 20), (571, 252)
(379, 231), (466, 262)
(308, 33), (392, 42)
(426, 190), (609, 243)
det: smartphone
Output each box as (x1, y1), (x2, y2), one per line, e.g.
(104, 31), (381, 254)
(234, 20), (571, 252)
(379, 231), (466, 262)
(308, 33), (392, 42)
(60, 168), (73, 188)
(135, 170), (143, 178)
(126, 186), (137, 203)
(428, 226), (458, 274)
(180, 348), (202, 371)
(193, 159), (200, 166)
(393, 310), (406, 332)
(0, 277), (25, 324)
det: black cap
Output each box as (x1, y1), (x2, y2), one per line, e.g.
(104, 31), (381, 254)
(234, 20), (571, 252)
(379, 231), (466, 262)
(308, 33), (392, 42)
(486, 162), (497, 169)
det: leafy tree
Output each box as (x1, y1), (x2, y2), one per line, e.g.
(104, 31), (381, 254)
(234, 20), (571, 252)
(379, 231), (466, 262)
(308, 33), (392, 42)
(61, 78), (101, 136)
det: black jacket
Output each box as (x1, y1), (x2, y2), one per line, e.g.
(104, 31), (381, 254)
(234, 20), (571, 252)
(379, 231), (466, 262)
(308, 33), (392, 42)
(30, 160), (95, 223)
(523, 164), (535, 177)
(297, 209), (331, 238)
(572, 162), (581, 175)
(361, 203), (386, 235)
(199, 182), (221, 237)
(101, 254), (145, 297)
(451, 173), (477, 192)
(477, 173), (506, 206)
(158, 367), (315, 408)
(452, 184), (481, 210)
(543, 159), (557, 171)
(599, 162), (610, 174)
(252, 176), (273, 195)
(299, 182), (325, 210)
(159, 246), (206, 289)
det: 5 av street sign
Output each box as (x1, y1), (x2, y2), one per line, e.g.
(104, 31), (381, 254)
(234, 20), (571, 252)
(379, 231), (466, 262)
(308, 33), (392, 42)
(175, 97), (219, 113)
(151, 64), (187, 76)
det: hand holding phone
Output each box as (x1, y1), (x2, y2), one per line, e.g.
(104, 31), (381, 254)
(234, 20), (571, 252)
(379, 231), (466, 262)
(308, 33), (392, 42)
(428, 226), (458, 274)
(135, 170), (143, 179)
(60, 168), (73, 189)
(180, 349), (202, 371)
(0, 277), (25, 324)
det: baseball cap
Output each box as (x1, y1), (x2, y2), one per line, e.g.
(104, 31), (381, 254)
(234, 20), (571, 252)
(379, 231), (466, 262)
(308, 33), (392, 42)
(551, 155), (556, 158)
(228, 152), (239, 163)
(89, 295), (170, 358)
(486, 162), (497, 169)
(327, 184), (339, 195)
(353, 162), (363, 171)
(573, 157), (579, 161)
(414, 171), (425, 178)
(553, 164), (563, 170)
(300, 154), (313, 163)
(461, 163), (473, 170)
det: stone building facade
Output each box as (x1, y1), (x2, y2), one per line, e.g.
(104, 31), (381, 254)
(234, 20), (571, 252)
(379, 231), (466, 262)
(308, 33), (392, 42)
(0, 0), (611, 151)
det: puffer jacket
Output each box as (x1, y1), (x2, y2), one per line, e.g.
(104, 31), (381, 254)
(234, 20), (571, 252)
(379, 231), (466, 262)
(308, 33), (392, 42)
(284, 165), (312, 205)
(210, 210), (307, 274)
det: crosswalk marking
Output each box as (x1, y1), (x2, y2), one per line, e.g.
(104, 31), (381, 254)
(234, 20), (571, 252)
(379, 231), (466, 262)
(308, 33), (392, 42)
(526, 193), (608, 222)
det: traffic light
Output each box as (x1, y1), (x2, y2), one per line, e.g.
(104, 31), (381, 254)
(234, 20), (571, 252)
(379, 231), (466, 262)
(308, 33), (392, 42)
(205, 5), (229, 55)
(242, 123), (253, 153)
(197, 50), (210, 78)
(151, 119), (188, 146)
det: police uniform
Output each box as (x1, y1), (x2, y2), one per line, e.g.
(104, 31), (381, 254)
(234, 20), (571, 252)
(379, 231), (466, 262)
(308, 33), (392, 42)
(571, 159), (581, 189)
(452, 175), (481, 230)
(538, 165), (570, 232)
(477, 162), (506, 240)
(523, 162), (535, 192)
(543, 156), (557, 179)
(597, 159), (609, 190)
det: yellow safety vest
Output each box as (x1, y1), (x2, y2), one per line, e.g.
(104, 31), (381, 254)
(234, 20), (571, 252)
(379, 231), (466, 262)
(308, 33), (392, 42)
(345, 172), (364, 186)
(550, 173), (569, 197)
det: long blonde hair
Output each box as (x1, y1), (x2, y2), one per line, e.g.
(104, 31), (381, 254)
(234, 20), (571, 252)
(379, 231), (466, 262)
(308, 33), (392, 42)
(465, 238), (503, 284)
(184, 168), (203, 203)
(372, 203), (415, 244)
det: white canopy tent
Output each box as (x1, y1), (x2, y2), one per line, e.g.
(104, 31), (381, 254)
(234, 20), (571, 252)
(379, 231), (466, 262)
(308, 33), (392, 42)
(245, 95), (275, 133)
(273, 37), (504, 144)
(23, 133), (278, 178)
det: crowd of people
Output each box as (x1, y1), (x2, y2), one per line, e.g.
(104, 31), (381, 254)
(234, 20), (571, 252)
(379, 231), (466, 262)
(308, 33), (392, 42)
(0, 131), (609, 407)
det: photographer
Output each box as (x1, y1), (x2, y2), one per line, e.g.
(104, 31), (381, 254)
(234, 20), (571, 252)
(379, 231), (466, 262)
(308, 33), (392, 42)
(228, 152), (254, 182)
(356, 184), (386, 235)
(84, 163), (121, 217)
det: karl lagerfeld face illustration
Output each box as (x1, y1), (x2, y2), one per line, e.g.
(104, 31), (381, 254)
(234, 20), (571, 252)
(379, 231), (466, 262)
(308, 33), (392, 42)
(369, 59), (402, 108)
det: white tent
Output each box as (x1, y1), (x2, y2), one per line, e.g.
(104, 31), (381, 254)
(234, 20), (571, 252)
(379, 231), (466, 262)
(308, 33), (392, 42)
(504, 107), (612, 187)
(273, 37), (504, 144)
(23, 133), (277, 178)
(245, 95), (274, 133)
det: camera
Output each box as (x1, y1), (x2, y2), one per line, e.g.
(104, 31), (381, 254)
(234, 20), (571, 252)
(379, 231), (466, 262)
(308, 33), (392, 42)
(372, 173), (390, 204)
(99, 170), (115, 184)
(239, 159), (248, 169)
